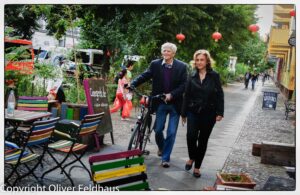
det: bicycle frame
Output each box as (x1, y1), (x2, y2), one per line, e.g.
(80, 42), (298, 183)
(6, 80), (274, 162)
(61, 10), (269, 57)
(127, 89), (165, 153)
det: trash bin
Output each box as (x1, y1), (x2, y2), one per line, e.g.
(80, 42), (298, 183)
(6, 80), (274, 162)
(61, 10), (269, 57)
(262, 91), (279, 110)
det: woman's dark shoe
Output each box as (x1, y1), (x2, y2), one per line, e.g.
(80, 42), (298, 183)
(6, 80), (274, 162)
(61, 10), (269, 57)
(193, 172), (201, 178)
(185, 160), (194, 171)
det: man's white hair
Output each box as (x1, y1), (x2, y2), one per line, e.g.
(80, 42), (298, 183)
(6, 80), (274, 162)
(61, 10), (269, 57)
(161, 42), (177, 54)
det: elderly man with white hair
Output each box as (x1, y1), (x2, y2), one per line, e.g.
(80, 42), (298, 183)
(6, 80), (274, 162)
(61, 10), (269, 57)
(130, 42), (188, 168)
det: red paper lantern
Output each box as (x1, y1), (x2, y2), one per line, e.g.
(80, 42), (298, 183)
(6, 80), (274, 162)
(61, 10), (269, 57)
(176, 33), (185, 43)
(248, 24), (260, 34)
(212, 32), (222, 42)
(290, 9), (296, 17)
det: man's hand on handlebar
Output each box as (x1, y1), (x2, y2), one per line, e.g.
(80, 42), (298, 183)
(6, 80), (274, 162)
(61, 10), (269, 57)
(164, 93), (172, 102)
(124, 84), (134, 92)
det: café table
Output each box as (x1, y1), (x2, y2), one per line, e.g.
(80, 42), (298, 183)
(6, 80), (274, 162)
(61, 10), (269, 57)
(5, 109), (52, 140)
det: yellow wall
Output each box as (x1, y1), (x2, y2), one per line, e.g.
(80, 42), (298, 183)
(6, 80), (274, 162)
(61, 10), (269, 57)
(289, 47), (296, 90)
(268, 5), (296, 95)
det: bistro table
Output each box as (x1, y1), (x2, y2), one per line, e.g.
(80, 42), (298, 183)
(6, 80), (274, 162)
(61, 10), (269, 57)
(5, 109), (52, 140)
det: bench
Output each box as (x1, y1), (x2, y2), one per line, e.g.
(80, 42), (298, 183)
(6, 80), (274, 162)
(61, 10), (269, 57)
(284, 100), (295, 120)
(89, 149), (150, 191)
(17, 96), (49, 112)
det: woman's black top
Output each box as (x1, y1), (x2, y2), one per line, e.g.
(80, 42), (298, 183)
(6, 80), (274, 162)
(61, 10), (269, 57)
(181, 69), (224, 117)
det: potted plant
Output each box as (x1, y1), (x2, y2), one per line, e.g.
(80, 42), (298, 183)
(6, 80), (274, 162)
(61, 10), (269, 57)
(216, 172), (256, 189)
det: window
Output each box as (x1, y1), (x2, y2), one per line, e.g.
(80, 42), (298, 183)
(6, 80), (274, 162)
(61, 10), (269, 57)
(59, 39), (65, 47)
(93, 53), (104, 65)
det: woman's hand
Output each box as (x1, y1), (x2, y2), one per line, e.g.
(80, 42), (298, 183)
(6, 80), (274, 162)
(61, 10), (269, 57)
(216, 115), (223, 121)
(182, 117), (187, 126)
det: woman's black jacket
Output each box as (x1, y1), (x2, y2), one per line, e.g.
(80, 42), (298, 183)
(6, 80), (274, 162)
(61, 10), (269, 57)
(181, 69), (224, 117)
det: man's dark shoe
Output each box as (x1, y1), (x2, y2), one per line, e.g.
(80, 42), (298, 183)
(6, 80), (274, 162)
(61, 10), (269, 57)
(161, 161), (170, 168)
(157, 150), (162, 157)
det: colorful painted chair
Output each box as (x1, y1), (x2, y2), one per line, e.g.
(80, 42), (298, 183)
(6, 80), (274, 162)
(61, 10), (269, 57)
(41, 112), (104, 186)
(5, 117), (59, 186)
(17, 96), (49, 112)
(89, 149), (150, 191)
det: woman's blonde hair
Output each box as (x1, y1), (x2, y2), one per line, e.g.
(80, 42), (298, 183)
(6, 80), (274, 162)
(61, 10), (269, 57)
(193, 49), (212, 70)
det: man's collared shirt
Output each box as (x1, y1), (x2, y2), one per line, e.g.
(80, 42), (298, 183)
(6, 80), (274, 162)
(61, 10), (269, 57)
(162, 59), (174, 69)
(161, 59), (174, 93)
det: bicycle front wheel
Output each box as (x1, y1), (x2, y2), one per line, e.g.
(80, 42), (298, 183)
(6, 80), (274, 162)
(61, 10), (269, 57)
(128, 123), (141, 150)
(141, 115), (152, 153)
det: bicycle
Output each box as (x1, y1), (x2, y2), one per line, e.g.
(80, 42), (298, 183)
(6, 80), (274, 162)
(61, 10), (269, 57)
(127, 87), (166, 155)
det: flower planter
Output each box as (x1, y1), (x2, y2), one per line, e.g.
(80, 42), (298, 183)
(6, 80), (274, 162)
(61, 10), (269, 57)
(216, 172), (256, 189)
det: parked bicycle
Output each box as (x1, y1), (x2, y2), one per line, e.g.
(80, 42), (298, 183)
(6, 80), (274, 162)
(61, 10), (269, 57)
(127, 86), (166, 155)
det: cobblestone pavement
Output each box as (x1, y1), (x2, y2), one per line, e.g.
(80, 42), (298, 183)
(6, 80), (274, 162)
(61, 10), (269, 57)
(221, 80), (296, 190)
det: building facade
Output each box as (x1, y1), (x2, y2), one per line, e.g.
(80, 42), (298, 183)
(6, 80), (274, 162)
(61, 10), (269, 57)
(31, 19), (80, 50)
(267, 5), (296, 100)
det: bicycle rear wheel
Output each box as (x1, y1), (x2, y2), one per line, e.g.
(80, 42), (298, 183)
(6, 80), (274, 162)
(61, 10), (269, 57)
(128, 123), (141, 150)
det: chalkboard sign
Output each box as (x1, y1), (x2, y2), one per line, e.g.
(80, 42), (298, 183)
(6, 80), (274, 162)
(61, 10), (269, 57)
(262, 91), (279, 110)
(83, 78), (113, 135)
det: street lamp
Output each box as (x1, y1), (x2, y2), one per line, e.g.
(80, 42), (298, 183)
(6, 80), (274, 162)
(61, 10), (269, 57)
(248, 60), (250, 66)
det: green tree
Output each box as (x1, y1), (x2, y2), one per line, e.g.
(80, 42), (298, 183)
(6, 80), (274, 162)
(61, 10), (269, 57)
(5, 5), (40, 39)
(36, 5), (85, 102)
(77, 5), (257, 66)
(236, 34), (267, 66)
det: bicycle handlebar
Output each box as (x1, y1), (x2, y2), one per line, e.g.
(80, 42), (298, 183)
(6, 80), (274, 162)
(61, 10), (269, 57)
(127, 86), (166, 103)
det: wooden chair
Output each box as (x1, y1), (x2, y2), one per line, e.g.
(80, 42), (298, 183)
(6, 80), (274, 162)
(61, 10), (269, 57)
(89, 149), (150, 191)
(41, 112), (104, 186)
(5, 117), (59, 186)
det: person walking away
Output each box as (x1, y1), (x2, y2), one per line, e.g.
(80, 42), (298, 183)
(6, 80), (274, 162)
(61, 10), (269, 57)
(262, 72), (266, 86)
(251, 72), (258, 90)
(110, 69), (132, 120)
(244, 71), (251, 89)
(125, 60), (134, 82)
(130, 42), (187, 168)
(181, 50), (224, 178)
(124, 60), (134, 110)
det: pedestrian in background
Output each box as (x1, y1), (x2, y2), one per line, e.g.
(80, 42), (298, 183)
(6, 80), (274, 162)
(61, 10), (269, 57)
(244, 71), (251, 89)
(124, 60), (134, 115)
(125, 60), (134, 82)
(130, 42), (188, 168)
(262, 72), (268, 86)
(251, 72), (258, 90)
(110, 69), (132, 120)
(181, 50), (224, 178)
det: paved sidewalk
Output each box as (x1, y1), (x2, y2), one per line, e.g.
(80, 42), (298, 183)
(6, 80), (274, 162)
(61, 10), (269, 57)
(8, 79), (295, 191)
(102, 79), (275, 190)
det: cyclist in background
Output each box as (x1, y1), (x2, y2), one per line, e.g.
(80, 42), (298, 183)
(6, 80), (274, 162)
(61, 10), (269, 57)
(130, 42), (187, 168)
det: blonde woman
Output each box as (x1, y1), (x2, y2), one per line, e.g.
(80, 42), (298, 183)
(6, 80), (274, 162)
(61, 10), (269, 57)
(181, 50), (224, 178)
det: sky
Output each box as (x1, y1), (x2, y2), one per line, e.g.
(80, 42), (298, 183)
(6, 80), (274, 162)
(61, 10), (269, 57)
(255, 5), (275, 40)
